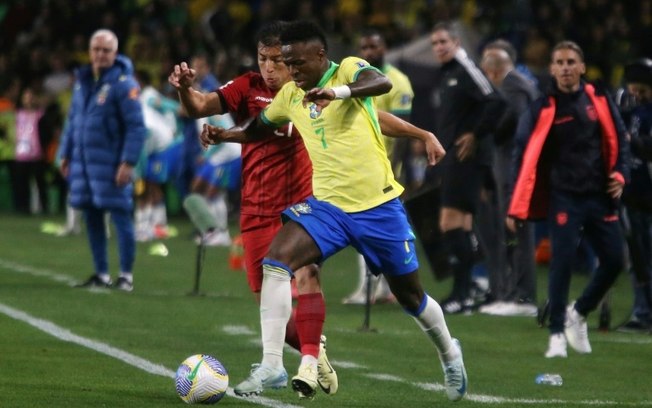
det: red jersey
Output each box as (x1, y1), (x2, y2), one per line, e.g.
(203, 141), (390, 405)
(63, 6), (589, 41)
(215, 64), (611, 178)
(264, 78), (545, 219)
(217, 72), (313, 216)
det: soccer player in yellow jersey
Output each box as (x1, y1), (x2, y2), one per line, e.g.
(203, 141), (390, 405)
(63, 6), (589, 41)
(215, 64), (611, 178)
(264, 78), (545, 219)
(343, 27), (416, 305)
(201, 20), (467, 402)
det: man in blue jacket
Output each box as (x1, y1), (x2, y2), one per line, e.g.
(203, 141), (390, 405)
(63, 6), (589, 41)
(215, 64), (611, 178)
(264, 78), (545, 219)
(59, 29), (146, 292)
(508, 41), (630, 358)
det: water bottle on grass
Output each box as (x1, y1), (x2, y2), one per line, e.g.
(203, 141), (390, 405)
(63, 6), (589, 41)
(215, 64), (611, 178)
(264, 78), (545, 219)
(535, 373), (563, 386)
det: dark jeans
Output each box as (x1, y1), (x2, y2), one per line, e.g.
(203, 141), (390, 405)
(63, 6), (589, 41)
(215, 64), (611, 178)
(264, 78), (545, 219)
(547, 190), (625, 333)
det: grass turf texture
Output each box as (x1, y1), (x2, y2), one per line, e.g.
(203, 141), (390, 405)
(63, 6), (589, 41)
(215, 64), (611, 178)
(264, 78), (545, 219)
(1, 214), (651, 407)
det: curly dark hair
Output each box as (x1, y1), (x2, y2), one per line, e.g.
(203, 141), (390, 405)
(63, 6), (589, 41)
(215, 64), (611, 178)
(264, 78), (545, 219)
(279, 20), (328, 52)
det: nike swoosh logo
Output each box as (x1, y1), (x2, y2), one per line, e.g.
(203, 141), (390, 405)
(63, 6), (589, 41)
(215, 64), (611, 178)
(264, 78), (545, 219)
(404, 254), (414, 264)
(186, 357), (204, 381)
(317, 362), (335, 394)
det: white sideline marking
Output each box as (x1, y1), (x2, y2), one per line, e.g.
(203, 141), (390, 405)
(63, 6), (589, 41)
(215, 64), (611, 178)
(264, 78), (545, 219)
(0, 302), (300, 408)
(0, 258), (78, 285)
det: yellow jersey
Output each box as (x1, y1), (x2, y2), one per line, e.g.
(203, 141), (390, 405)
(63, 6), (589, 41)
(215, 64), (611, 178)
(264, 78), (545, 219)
(261, 57), (404, 213)
(376, 64), (414, 160)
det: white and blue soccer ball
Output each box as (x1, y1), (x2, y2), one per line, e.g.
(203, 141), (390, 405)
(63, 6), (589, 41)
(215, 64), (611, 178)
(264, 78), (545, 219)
(175, 354), (229, 404)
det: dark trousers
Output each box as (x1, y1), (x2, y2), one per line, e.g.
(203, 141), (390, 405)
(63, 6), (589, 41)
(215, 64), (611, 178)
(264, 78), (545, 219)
(623, 207), (652, 321)
(547, 190), (625, 333)
(13, 160), (48, 214)
(84, 206), (135, 274)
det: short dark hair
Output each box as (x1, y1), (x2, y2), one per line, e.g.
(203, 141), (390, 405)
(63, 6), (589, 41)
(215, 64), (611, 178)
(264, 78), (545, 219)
(360, 27), (385, 42)
(484, 39), (517, 63)
(552, 40), (584, 62)
(256, 21), (288, 48)
(280, 20), (328, 52)
(432, 21), (459, 40)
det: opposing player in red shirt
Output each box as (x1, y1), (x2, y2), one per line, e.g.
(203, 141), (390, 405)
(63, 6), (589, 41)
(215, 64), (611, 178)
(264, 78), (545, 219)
(168, 22), (337, 397)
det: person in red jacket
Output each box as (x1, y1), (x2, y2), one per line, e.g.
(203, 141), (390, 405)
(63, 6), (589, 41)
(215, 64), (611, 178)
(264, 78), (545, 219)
(507, 41), (630, 358)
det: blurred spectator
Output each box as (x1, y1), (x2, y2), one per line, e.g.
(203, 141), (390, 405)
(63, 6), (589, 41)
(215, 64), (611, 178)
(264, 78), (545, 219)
(0, 81), (17, 211)
(14, 87), (46, 214)
(617, 58), (652, 333)
(427, 21), (505, 314)
(175, 53), (220, 200)
(478, 39), (540, 317)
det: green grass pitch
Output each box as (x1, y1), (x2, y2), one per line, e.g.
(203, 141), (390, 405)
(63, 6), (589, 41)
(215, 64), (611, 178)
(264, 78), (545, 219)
(1, 214), (651, 407)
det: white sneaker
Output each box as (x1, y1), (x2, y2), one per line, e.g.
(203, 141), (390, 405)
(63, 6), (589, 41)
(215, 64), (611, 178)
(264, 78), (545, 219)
(441, 338), (467, 401)
(317, 335), (338, 395)
(564, 302), (592, 353)
(544, 333), (567, 358)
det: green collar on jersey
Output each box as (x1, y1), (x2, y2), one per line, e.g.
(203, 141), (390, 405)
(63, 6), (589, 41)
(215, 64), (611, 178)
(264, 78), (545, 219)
(316, 61), (339, 88)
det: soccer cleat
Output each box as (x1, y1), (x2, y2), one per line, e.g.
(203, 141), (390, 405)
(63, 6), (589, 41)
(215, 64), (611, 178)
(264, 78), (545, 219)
(233, 364), (288, 396)
(441, 338), (467, 402)
(113, 276), (133, 292)
(544, 333), (568, 358)
(74, 274), (112, 288)
(292, 362), (319, 399)
(317, 335), (338, 395)
(564, 302), (592, 353)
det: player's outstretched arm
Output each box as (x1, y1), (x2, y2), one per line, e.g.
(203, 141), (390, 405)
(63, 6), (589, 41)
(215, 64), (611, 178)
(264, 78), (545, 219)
(377, 110), (446, 166)
(303, 68), (392, 107)
(199, 117), (267, 148)
(168, 61), (223, 118)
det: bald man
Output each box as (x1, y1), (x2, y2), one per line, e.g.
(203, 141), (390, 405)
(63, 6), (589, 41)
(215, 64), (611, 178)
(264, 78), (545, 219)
(478, 39), (540, 317)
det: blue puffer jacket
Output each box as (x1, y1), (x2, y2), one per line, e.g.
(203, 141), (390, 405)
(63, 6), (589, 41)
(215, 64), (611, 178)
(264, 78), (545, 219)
(60, 55), (146, 210)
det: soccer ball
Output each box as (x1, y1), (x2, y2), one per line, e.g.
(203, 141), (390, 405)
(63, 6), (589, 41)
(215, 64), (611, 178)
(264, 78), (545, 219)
(175, 354), (229, 404)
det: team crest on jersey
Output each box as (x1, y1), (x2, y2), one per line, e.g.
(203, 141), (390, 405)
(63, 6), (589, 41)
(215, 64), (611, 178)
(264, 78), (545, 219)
(585, 105), (597, 121)
(96, 84), (111, 105)
(556, 212), (568, 226)
(447, 78), (458, 87)
(290, 202), (312, 217)
(400, 94), (411, 105)
(309, 103), (321, 119)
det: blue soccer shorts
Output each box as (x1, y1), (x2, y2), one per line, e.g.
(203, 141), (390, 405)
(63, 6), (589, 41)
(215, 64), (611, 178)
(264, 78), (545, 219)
(196, 157), (242, 191)
(144, 142), (182, 184)
(281, 197), (419, 276)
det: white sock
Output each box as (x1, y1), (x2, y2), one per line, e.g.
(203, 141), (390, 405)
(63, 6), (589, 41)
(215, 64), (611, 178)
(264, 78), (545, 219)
(260, 262), (292, 368)
(119, 272), (133, 283)
(300, 354), (318, 369)
(209, 193), (228, 233)
(66, 204), (82, 232)
(412, 295), (460, 363)
(355, 253), (378, 294)
(152, 202), (167, 226)
(96, 273), (111, 284)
